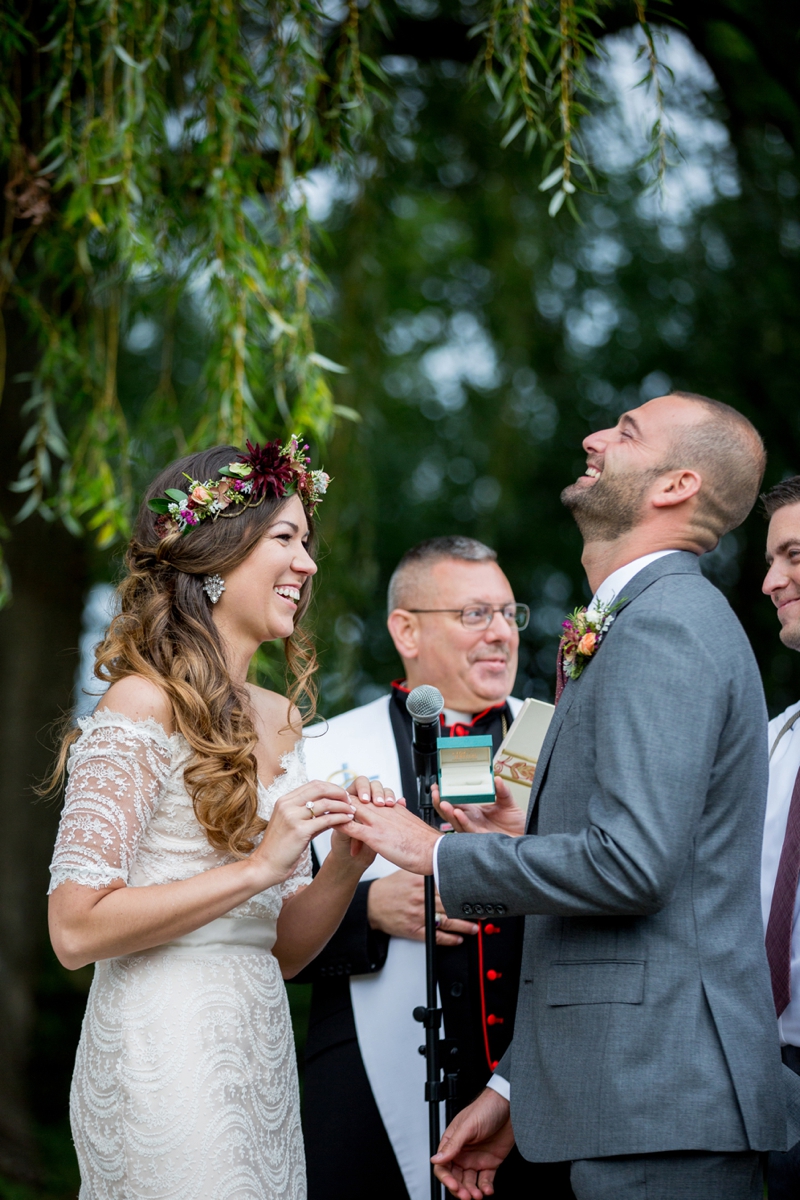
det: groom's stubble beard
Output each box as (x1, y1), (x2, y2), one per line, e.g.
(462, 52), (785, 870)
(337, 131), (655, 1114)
(779, 614), (800, 653)
(561, 466), (660, 542)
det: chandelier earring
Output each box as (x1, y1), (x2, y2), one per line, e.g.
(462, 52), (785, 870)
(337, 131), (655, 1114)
(203, 574), (226, 604)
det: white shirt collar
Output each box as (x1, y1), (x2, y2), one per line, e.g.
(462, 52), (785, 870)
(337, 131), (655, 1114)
(590, 550), (682, 613)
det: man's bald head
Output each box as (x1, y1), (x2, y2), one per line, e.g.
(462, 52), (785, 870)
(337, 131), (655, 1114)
(387, 536), (498, 613)
(562, 391), (765, 589)
(665, 391), (766, 547)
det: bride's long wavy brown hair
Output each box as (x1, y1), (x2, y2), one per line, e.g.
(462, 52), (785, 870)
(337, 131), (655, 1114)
(51, 445), (319, 857)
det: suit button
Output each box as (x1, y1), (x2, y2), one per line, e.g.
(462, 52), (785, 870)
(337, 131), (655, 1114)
(473, 904), (484, 915)
(450, 982), (463, 998)
(495, 904), (507, 916)
(462, 904), (473, 916)
(484, 904), (494, 914)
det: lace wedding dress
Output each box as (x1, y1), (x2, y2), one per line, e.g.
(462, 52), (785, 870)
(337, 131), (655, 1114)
(49, 709), (311, 1200)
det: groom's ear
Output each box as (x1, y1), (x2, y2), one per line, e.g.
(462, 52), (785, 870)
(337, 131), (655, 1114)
(650, 468), (702, 509)
(387, 608), (421, 660)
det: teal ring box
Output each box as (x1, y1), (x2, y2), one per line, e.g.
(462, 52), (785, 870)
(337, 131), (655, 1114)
(437, 735), (495, 805)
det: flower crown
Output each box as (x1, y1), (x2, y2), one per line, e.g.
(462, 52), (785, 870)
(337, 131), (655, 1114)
(148, 435), (330, 538)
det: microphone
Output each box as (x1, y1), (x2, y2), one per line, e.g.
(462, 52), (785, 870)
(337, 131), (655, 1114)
(406, 685), (444, 782)
(406, 682), (451, 1171)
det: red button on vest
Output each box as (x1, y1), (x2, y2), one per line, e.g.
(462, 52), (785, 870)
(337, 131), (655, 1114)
(486, 970), (502, 981)
(484, 924), (500, 935)
(486, 1014), (504, 1026)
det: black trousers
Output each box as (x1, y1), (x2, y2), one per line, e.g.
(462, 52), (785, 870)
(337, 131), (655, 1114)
(303, 1037), (576, 1200)
(768, 1044), (800, 1198)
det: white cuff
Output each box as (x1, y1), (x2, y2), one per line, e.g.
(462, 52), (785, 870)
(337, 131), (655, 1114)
(486, 1074), (511, 1102)
(431, 832), (444, 890)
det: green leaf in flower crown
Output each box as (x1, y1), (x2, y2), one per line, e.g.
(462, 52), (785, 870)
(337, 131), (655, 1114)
(147, 498), (172, 514)
(165, 489), (189, 503)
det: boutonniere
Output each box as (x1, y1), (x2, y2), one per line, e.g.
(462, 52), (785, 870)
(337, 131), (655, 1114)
(559, 597), (626, 681)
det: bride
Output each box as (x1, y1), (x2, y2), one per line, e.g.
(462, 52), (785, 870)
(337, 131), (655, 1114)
(47, 437), (393, 1200)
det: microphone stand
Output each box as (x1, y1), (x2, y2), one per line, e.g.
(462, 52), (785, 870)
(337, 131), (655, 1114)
(411, 731), (458, 1200)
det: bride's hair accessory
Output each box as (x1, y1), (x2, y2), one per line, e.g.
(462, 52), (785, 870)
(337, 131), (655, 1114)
(559, 596), (625, 682)
(203, 574), (226, 604)
(149, 434), (330, 538)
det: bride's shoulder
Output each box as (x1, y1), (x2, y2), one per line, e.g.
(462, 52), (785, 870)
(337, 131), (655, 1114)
(96, 676), (175, 736)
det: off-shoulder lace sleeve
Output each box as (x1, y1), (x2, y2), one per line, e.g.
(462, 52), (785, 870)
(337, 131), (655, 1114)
(280, 739), (313, 901)
(48, 712), (175, 894)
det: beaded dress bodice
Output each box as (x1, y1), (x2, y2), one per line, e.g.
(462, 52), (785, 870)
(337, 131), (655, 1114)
(50, 709), (310, 914)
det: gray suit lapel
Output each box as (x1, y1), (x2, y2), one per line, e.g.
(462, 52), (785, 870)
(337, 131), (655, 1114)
(525, 551), (703, 832)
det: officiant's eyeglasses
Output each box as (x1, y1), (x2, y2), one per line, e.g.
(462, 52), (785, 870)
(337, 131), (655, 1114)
(407, 603), (530, 631)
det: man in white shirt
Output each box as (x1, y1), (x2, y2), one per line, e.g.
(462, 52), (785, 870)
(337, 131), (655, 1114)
(298, 538), (571, 1200)
(761, 475), (800, 1198)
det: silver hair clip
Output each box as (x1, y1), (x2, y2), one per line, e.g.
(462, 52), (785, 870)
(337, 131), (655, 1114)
(203, 574), (226, 604)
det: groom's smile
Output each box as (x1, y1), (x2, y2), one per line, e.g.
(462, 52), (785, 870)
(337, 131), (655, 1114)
(576, 459), (603, 487)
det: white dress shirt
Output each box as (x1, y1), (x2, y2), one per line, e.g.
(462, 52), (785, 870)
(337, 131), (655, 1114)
(762, 699), (800, 1047)
(432, 550), (683, 1101)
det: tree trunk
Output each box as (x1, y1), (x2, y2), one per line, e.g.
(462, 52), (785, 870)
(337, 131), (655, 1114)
(0, 309), (87, 1181)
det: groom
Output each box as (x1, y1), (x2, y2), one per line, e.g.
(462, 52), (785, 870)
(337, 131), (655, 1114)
(347, 391), (800, 1199)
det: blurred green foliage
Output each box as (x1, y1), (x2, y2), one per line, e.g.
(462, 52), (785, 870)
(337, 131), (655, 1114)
(0, 0), (383, 596)
(0, 0), (669, 603)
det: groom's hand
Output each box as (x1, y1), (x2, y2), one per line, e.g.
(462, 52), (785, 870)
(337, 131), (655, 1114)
(434, 778), (525, 839)
(344, 799), (441, 875)
(432, 1087), (515, 1199)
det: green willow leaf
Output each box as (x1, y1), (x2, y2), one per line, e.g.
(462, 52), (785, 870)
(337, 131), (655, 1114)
(500, 114), (527, 149)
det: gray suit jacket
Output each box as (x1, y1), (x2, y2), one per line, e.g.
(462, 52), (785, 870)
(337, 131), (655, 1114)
(438, 552), (800, 1160)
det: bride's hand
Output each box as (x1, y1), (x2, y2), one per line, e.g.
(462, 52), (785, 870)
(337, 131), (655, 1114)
(347, 774), (404, 808)
(434, 776), (525, 838)
(334, 775), (402, 864)
(249, 781), (356, 886)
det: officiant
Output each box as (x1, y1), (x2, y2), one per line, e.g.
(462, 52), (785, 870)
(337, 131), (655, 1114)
(298, 536), (571, 1200)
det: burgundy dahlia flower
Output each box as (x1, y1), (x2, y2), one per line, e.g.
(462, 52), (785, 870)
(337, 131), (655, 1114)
(238, 439), (295, 501)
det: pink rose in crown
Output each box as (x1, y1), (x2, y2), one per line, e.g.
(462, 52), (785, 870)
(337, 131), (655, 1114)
(190, 485), (213, 505)
(577, 631), (596, 657)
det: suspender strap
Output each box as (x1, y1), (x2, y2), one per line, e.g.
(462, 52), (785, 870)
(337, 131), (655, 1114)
(771, 710), (800, 761)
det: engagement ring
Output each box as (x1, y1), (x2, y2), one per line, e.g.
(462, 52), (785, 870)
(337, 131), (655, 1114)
(305, 801), (316, 817)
